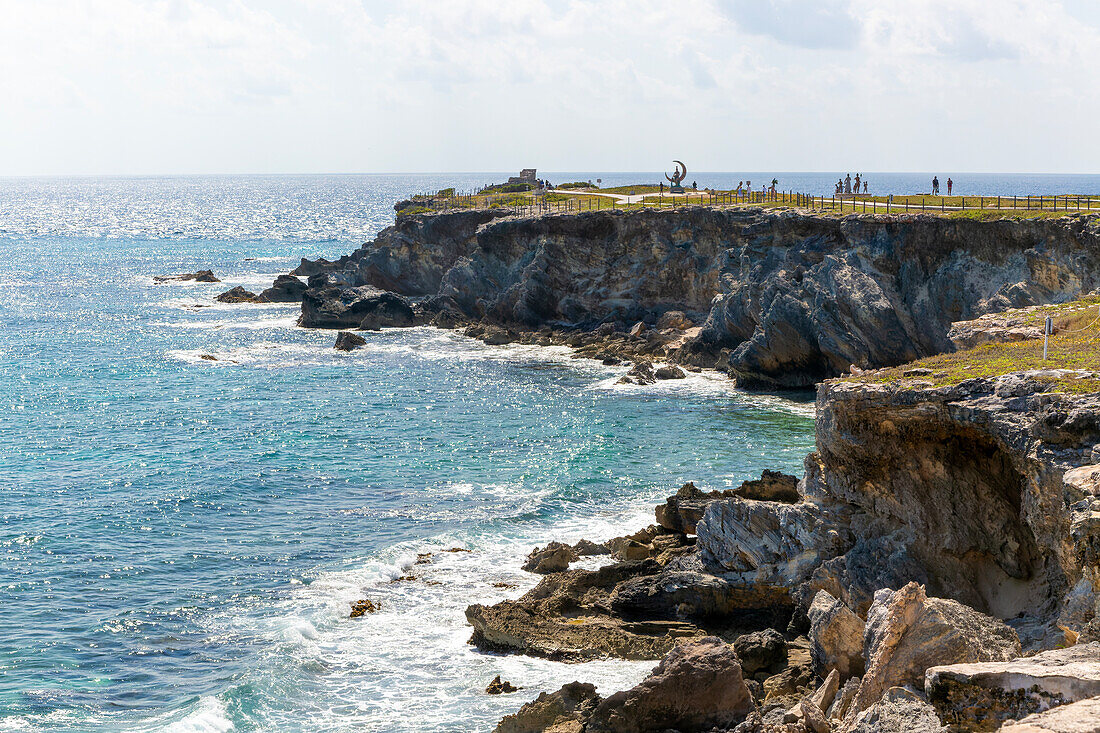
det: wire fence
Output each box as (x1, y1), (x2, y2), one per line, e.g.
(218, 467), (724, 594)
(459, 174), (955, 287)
(401, 188), (1100, 218)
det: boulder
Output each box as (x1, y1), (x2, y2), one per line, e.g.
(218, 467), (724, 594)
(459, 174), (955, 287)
(523, 542), (578, 574)
(925, 643), (1100, 731)
(494, 681), (600, 733)
(807, 590), (865, 679)
(847, 686), (946, 733)
(654, 365), (686, 380)
(827, 676), (860, 721)
(732, 628), (787, 676)
(334, 331), (366, 351)
(255, 274), (307, 303)
(1000, 695), (1100, 732)
(800, 696), (830, 733)
(215, 286), (257, 303)
(845, 582), (1021, 721)
(586, 636), (755, 732)
(350, 598), (378, 617)
(628, 322), (646, 337)
(656, 311), (693, 331)
(808, 667), (841, 715)
(734, 469), (800, 503)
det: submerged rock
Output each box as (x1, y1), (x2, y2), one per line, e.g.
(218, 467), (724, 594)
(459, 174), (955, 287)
(486, 675), (519, 695)
(925, 642), (1100, 730)
(350, 598), (378, 617)
(156, 269), (220, 283)
(653, 364), (686, 380)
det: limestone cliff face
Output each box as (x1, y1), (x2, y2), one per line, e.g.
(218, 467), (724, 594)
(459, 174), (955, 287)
(295, 208), (1100, 388)
(695, 374), (1100, 645)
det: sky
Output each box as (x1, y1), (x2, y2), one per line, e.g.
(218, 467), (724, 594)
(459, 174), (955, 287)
(1, 0), (1098, 175)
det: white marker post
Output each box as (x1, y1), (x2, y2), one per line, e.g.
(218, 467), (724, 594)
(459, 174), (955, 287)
(1044, 316), (1053, 361)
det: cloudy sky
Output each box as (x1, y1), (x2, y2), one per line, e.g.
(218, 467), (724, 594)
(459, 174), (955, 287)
(1, 0), (1097, 175)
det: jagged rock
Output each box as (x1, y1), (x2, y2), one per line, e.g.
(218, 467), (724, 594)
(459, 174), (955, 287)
(572, 539), (611, 556)
(696, 497), (852, 588)
(618, 361), (655, 386)
(494, 681), (599, 733)
(608, 569), (792, 628)
(845, 582), (1021, 721)
(523, 542), (578, 574)
(734, 469), (800, 503)
(925, 643), (1100, 731)
(586, 636), (755, 732)
(802, 530), (929, 617)
(486, 675), (519, 694)
(655, 482), (734, 535)
(847, 686), (946, 733)
(255, 274), (307, 303)
(215, 286), (257, 303)
(334, 331), (366, 351)
(299, 284), (416, 330)
(465, 560), (706, 661)
(1000, 695), (1100, 732)
(1065, 464), (1100, 498)
(629, 322), (646, 337)
(808, 668), (841, 714)
(654, 365), (686, 380)
(828, 677), (860, 721)
(807, 590), (865, 679)
(800, 697), (830, 733)
(350, 598), (378, 617)
(948, 314), (1044, 350)
(811, 379), (1100, 628)
(732, 628), (787, 676)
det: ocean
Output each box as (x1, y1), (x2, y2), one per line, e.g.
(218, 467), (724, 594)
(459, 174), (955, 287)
(2, 170), (1086, 732)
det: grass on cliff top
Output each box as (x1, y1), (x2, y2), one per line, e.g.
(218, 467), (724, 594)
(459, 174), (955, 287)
(842, 298), (1100, 395)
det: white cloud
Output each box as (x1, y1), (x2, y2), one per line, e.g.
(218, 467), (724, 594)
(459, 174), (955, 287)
(0, 0), (1095, 173)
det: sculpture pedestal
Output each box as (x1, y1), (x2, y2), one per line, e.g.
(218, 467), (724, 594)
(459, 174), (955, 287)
(669, 185), (685, 194)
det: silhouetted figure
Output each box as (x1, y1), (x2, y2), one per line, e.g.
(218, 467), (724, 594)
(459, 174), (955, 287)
(854, 174), (861, 193)
(863, 180), (868, 194)
(660, 182), (665, 193)
(947, 178), (953, 195)
(692, 181), (697, 190)
(932, 176), (940, 195)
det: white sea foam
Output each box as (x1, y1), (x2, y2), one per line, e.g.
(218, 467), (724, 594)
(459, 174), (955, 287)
(148, 696), (234, 733)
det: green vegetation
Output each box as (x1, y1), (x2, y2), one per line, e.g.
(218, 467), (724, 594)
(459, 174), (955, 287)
(556, 181), (596, 190)
(437, 187), (455, 197)
(844, 297), (1100, 394)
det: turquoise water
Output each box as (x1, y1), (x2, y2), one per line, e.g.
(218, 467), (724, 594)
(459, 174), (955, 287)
(0, 176), (816, 732)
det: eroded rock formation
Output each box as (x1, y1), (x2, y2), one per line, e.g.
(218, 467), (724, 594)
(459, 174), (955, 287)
(283, 208), (1100, 388)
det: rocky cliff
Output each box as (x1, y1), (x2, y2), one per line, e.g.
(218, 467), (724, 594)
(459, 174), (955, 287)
(292, 208), (1100, 388)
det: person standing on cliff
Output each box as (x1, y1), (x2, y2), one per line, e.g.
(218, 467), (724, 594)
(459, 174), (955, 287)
(932, 176), (940, 195)
(947, 178), (953, 195)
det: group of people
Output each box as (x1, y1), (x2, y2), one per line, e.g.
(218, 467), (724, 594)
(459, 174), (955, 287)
(931, 176), (954, 195)
(836, 173), (868, 195)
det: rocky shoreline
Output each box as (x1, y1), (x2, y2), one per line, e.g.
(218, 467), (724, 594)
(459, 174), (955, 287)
(218, 205), (1100, 731)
